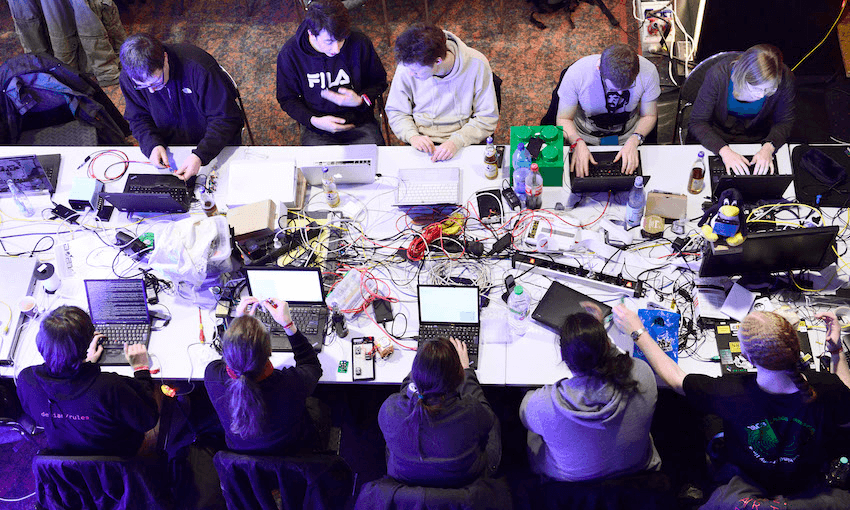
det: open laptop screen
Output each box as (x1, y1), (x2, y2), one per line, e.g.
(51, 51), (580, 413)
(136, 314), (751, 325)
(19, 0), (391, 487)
(418, 285), (479, 324)
(85, 279), (150, 324)
(245, 268), (324, 304)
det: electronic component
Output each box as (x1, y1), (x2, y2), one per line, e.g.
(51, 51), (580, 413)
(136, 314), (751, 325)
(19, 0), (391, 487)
(501, 274), (516, 303)
(374, 336), (394, 359)
(68, 177), (103, 211)
(351, 337), (375, 381)
(50, 203), (79, 223)
(488, 232), (513, 256)
(476, 189), (502, 225)
(115, 231), (151, 258)
(501, 186), (520, 210)
(512, 253), (645, 297)
(372, 298), (393, 323)
(338, 360), (349, 373)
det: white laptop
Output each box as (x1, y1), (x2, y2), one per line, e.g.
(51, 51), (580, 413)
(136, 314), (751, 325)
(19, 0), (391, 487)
(394, 167), (462, 206)
(299, 144), (378, 186)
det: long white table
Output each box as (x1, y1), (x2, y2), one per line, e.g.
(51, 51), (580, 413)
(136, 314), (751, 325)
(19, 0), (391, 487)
(0, 142), (838, 387)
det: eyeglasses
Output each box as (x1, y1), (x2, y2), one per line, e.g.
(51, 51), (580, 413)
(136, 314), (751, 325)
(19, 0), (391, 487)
(132, 72), (166, 91)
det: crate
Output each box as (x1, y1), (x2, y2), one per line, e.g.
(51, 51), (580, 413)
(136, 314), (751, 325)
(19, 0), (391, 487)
(509, 125), (565, 187)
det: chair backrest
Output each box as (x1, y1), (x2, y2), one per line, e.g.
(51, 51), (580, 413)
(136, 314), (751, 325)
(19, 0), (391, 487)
(218, 64), (254, 145)
(673, 51), (742, 144)
(213, 450), (352, 510)
(493, 71), (503, 114)
(354, 475), (513, 510)
(33, 453), (172, 510)
(541, 66), (570, 126)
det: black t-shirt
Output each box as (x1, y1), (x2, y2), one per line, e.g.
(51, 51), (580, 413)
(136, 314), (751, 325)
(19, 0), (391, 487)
(684, 371), (850, 496)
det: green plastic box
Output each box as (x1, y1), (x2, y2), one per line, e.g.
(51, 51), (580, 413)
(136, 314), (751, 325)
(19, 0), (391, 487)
(509, 125), (565, 187)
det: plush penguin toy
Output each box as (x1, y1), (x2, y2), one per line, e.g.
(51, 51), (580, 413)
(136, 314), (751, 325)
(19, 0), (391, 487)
(698, 188), (747, 246)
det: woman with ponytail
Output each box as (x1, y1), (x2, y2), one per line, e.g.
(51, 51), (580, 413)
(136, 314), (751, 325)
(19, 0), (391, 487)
(379, 337), (501, 487)
(205, 296), (323, 454)
(520, 311), (661, 481)
(615, 305), (850, 508)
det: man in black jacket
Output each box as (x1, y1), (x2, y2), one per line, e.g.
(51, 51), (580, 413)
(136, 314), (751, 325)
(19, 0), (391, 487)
(16, 306), (158, 456)
(119, 33), (243, 181)
(276, 0), (387, 145)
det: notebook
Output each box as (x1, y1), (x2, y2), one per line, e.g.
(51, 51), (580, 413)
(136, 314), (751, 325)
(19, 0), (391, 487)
(0, 154), (59, 195)
(299, 144), (378, 186)
(243, 266), (328, 352)
(84, 279), (151, 366)
(417, 285), (481, 370)
(708, 154), (790, 202)
(531, 281), (612, 332)
(570, 151), (650, 193)
(395, 167), (462, 206)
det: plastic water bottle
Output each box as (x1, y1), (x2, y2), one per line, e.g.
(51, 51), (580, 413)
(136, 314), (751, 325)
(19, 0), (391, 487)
(484, 136), (498, 179)
(688, 151), (705, 194)
(625, 176), (646, 229)
(322, 166), (340, 207)
(512, 143), (532, 206)
(7, 180), (34, 217)
(525, 163), (543, 210)
(507, 285), (531, 336)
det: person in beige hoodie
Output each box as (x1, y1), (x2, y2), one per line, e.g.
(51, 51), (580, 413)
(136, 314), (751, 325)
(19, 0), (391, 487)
(386, 23), (498, 162)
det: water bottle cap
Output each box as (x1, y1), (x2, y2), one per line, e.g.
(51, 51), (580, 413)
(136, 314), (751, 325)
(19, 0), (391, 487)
(486, 136), (493, 144)
(841, 457), (849, 464)
(322, 166), (330, 173)
(513, 285), (524, 295)
(697, 151), (704, 158)
(517, 142), (525, 150)
(634, 176), (643, 187)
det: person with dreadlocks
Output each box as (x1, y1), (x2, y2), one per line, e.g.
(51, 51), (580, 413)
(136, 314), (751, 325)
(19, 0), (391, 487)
(519, 311), (661, 481)
(378, 337), (501, 487)
(614, 305), (850, 509)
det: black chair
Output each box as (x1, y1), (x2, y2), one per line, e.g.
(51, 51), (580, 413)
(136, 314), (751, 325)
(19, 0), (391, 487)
(493, 71), (503, 115)
(219, 64), (255, 145)
(672, 51), (742, 144)
(354, 475), (513, 510)
(213, 450), (353, 510)
(541, 66), (569, 126)
(33, 453), (173, 510)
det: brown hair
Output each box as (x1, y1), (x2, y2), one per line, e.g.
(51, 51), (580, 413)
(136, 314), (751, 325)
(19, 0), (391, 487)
(560, 312), (638, 394)
(221, 315), (273, 438)
(36, 306), (95, 375)
(305, 0), (351, 41)
(600, 44), (640, 89)
(394, 23), (448, 66)
(120, 33), (166, 83)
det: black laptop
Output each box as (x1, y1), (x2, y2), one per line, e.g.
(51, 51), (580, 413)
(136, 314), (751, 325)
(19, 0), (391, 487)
(417, 285), (481, 370)
(532, 281), (612, 332)
(708, 154), (791, 202)
(570, 150), (650, 193)
(101, 173), (192, 213)
(84, 279), (152, 365)
(243, 266), (328, 352)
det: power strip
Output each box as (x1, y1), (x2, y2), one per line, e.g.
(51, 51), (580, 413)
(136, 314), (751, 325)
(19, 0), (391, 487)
(512, 253), (645, 298)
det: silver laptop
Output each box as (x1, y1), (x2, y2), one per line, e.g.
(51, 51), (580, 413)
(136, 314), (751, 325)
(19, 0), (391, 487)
(299, 144), (378, 186)
(395, 167), (462, 206)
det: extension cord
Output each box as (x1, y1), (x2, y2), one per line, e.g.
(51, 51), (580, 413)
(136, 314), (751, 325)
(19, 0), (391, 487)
(511, 253), (645, 297)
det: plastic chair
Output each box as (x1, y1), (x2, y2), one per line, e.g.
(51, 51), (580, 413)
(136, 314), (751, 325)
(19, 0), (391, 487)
(213, 450), (353, 510)
(33, 453), (173, 510)
(672, 51), (742, 144)
(218, 64), (255, 145)
(354, 475), (513, 510)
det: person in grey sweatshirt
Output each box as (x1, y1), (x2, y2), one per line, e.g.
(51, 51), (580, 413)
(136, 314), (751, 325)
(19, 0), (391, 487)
(519, 311), (661, 481)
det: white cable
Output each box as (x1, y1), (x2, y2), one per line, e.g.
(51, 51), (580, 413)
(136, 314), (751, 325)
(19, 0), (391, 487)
(0, 492), (36, 502)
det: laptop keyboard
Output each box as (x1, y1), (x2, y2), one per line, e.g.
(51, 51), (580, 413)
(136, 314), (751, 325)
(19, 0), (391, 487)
(397, 181), (460, 205)
(587, 151), (642, 178)
(255, 305), (324, 335)
(419, 323), (480, 368)
(126, 184), (190, 205)
(95, 323), (151, 348)
(708, 155), (776, 180)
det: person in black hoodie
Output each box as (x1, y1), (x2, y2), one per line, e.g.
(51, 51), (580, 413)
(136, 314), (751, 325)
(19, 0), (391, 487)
(204, 296), (325, 454)
(16, 306), (158, 456)
(119, 33), (244, 181)
(276, 0), (387, 146)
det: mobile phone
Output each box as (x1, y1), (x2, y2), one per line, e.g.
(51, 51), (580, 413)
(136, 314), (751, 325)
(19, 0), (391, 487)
(476, 189), (502, 225)
(526, 136), (544, 159)
(352, 337), (375, 381)
(372, 298), (393, 324)
(496, 145), (506, 168)
(501, 275), (516, 303)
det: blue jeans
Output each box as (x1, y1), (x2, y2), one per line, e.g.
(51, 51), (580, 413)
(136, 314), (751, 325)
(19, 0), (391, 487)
(300, 122), (385, 146)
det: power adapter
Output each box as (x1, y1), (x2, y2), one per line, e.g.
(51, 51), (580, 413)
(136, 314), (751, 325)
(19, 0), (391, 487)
(115, 231), (150, 257)
(501, 187), (521, 210)
(488, 233), (513, 256)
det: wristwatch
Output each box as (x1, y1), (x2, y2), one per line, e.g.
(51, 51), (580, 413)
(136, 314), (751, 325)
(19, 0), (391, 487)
(631, 132), (645, 145)
(630, 328), (646, 341)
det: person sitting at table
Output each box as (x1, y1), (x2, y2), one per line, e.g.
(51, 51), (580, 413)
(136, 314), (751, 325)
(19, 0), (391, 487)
(205, 297), (327, 454)
(385, 23), (499, 162)
(16, 306), (158, 456)
(519, 311), (661, 481)
(614, 305), (850, 508)
(688, 44), (795, 176)
(556, 43), (660, 178)
(119, 33), (244, 181)
(276, 0), (387, 146)
(378, 337), (501, 487)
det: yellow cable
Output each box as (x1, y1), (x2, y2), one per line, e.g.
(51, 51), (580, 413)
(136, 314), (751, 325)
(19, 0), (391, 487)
(0, 300), (11, 334)
(790, 271), (835, 292)
(745, 202), (822, 223)
(792, 0), (847, 71)
(842, 207), (850, 237)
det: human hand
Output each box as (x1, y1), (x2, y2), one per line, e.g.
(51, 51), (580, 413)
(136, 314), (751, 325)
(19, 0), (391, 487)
(235, 296), (260, 317)
(261, 298), (293, 328)
(570, 140), (597, 178)
(613, 304), (644, 338)
(431, 140), (458, 162)
(719, 146), (750, 175)
(124, 343), (149, 370)
(750, 143), (775, 175)
(449, 337), (470, 369)
(320, 87), (363, 107)
(149, 145), (169, 169)
(85, 333), (105, 363)
(409, 135), (436, 155)
(817, 311), (842, 354)
(615, 138), (640, 174)
(175, 153), (201, 181)
(311, 115), (355, 133)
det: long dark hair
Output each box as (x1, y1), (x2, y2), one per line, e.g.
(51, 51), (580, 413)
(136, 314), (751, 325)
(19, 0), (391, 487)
(405, 337), (464, 456)
(221, 316), (272, 438)
(36, 306), (95, 375)
(560, 312), (638, 394)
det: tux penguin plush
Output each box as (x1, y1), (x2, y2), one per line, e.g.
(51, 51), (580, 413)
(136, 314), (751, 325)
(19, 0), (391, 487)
(698, 188), (746, 246)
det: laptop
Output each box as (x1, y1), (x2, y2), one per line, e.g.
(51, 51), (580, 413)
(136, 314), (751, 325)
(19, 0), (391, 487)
(570, 151), (650, 193)
(531, 281), (612, 332)
(243, 266), (328, 352)
(395, 167), (462, 206)
(417, 285), (481, 370)
(84, 279), (152, 365)
(299, 144), (378, 186)
(0, 154), (60, 195)
(36, 154), (62, 194)
(708, 154), (790, 202)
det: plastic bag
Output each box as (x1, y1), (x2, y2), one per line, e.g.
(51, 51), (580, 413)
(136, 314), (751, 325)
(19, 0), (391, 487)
(149, 215), (234, 292)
